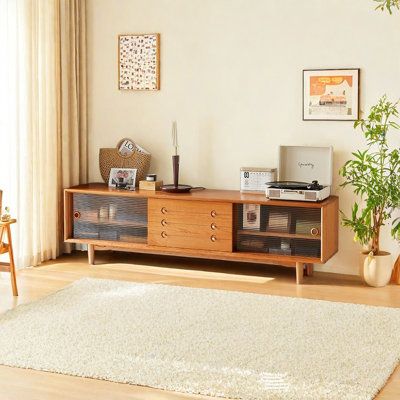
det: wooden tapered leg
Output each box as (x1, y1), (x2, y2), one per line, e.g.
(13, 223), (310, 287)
(295, 262), (304, 285)
(88, 244), (95, 265)
(306, 263), (314, 277)
(6, 225), (18, 296)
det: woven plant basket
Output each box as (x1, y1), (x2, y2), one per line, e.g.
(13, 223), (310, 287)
(99, 145), (151, 186)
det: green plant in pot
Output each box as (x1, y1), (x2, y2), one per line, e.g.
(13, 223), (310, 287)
(339, 95), (400, 287)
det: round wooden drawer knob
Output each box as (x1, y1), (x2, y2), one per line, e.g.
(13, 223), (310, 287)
(210, 210), (217, 218)
(161, 231), (168, 238)
(210, 223), (217, 230)
(210, 235), (217, 242)
(161, 219), (167, 226)
(161, 207), (168, 214)
(73, 211), (81, 219)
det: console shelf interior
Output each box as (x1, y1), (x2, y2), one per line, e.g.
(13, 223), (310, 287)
(235, 204), (322, 257)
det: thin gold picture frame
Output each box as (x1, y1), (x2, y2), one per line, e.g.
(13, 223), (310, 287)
(118, 33), (160, 91)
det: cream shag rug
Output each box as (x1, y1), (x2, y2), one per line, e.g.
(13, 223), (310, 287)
(0, 278), (400, 400)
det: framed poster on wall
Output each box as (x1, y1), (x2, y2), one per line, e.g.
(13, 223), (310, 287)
(118, 33), (160, 90)
(303, 68), (360, 121)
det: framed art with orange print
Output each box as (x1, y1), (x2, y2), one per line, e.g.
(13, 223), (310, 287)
(303, 69), (360, 121)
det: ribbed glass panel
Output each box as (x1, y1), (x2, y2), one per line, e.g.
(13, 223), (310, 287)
(73, 194), (147, 243)
(236, 204), (321, 258)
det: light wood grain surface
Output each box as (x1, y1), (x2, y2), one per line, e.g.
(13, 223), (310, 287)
(65, 186), (339, 272)
(66, 183), (338, 208)
(148, 198), (232, 251)
(0, 251), (399, 400)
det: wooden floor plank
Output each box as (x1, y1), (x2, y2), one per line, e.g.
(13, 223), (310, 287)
(0, 251), (399, 400)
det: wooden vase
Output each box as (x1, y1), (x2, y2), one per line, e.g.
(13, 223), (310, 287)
(172, 155), (179, 188)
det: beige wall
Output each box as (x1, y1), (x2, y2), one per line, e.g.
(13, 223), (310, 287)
(87, 0), (400, 275)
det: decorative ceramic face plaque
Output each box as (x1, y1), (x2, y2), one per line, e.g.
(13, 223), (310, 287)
(118, 34), (160, 91)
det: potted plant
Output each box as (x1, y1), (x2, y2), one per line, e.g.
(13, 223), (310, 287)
(339, 95), (400, 287)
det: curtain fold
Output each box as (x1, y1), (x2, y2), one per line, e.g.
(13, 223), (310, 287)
(58, 0), (88, 255)
(0, 0), (87, 268)
(59, 0), (88, 187)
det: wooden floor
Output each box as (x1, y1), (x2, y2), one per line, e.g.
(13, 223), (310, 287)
(0, 251), (399, 400)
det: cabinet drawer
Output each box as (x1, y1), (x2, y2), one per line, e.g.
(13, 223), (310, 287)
(148, 199), (232, 251)
(149, 199), (231, 224)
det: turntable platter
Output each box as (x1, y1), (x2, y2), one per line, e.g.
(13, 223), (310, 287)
(266, 181), (309, 190)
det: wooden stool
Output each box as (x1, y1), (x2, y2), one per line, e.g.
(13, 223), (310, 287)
(0, 219), (18, 296)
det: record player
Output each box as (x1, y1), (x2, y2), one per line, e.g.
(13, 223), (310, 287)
(266, 145), (333, 202)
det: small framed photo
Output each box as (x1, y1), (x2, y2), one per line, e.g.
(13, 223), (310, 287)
(118, 33), (160, 91)
(303, 68), (360, 121)
(108, 168), (137, 189)
(242, 204), (261, 230)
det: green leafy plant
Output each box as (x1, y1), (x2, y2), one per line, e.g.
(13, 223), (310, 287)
(374, 0), (400, 13)
(339, 95), (400, 255)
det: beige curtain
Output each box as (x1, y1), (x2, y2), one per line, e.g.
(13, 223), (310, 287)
(59, 0), (88, 187)
(58, 0), (88, 254)
(0, 0), (87, 267)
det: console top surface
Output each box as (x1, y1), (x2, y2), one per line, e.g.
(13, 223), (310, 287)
(66, 183), (338, 208)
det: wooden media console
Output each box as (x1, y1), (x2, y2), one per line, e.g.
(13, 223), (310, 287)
(64, 183), (339, 284)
